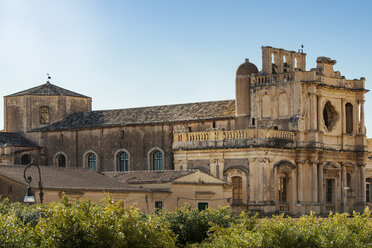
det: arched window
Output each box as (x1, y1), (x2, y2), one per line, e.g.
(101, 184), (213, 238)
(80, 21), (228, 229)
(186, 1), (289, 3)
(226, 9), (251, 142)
(21, 154), (31, 165)
(119, 152), (129, 171)
(40, 106), (50, 124)
(87, 153), (96, 170)
(345, 103), (353, 134)
(153, 151), (163, 171)
(232, 176), (243, 204)
(57, 154), (66, 167)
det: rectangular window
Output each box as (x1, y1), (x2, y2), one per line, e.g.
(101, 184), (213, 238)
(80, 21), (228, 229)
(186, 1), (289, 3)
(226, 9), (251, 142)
(326, 179), (334, 203)
(232, 177), (243, 204)
(7, 185), (13, 194)
(198, 202), (208, 211)
(367, 183), (370, 203)
(279, 177), (287, 203)
(155, 201), (163, 210)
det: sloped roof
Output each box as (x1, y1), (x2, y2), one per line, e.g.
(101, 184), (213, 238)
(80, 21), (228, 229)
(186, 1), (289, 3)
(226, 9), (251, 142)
(0, 132), (40, 147)
(0, 165), (147, 192)
(33, 100), (236, 131)
(7, 82), (89, 98)
(106, 170), (196, 184)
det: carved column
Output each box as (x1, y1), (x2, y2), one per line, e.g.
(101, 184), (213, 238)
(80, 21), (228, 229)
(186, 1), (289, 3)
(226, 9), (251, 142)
(311, 160), (318, 203)
(309, 86), (317, 130)
(258, 159), (264, 202)
(356, 101), (360, 135)
(317, 95), (322, 131)
(306, 94), (311, 130)
(296, 161), (304, 203)
(209, 159), (217, 178)
(318, 162), (324, 203)
(258, 158), (268, 202)
(360, 163), (366, 203)
(360, 100), (365, 134)
(341, 98), (345, 134)
(218, 159), (225, 180)
(341, 164), (347, 212)
(291, 168), (297, 212)
(249, 158), (257, 203)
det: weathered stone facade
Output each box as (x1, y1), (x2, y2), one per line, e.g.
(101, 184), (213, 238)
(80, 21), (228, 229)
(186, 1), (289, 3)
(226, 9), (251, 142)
(1, 46), (371, 215)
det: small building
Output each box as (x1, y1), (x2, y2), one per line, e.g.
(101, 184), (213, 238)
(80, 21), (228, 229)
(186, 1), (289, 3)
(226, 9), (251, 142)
(106, 170), (232, 211)
(0, 165), (232, 212)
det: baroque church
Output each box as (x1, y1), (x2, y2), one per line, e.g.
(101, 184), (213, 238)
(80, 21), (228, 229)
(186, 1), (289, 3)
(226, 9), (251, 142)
(0, 46), (371, 215)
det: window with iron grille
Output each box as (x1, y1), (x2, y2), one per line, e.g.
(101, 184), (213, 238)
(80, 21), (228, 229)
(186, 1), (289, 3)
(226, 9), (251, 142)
(367, 182), (370, 203)
(119, 152), (129, 171)
(155, 201), (163, 210)
(153, 151), (162, 171)
(326, 179), (334, 203)
(57, 154), (66, 167)
(279, 177), (287, 203)
(88, 153), (96, 170)
(232, 176), (243, 204)
(198, 202), (208, 211)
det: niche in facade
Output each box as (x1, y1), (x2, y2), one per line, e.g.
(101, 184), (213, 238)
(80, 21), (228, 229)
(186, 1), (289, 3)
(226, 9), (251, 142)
(345, 103), (353, 134)
(262, 95), (271, 118)
(323, 101), (338, 131)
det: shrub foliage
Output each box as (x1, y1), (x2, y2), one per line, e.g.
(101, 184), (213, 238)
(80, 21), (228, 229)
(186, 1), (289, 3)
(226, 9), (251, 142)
(0, 196), (371, 248)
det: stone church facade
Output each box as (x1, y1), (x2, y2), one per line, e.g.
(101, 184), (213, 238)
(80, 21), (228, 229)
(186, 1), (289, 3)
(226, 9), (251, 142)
(1, 46), (370, 215)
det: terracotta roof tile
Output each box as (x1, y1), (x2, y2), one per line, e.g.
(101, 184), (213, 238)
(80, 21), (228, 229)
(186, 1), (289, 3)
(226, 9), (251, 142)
(7, 82), (89, 98)
(106, 170), (195, 184)
(0, 165), (145, 192)
(33, 100), (235, 131)
(0, 133), (40, 147)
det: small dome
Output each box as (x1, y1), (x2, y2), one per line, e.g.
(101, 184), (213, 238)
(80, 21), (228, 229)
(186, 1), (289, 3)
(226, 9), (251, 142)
(236, 59), (258, 76)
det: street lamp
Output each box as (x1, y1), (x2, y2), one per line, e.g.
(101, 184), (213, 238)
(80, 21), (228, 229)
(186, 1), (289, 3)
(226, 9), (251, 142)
(23, 163), (44, 204)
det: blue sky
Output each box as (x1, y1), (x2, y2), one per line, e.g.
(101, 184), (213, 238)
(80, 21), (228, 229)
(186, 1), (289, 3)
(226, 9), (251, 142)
(1, 0), (372, 135)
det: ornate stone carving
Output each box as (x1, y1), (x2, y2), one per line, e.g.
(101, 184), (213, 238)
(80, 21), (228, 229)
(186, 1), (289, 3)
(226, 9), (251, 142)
(298, 117), (305, 132)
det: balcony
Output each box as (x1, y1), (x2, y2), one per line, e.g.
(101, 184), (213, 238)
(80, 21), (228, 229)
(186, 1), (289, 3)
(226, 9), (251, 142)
(249, 72), (295, 86)
(173, 129), (296, 150)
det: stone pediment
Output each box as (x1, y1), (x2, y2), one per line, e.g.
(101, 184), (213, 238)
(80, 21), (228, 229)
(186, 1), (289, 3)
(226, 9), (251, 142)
(324, 162), (340, 170)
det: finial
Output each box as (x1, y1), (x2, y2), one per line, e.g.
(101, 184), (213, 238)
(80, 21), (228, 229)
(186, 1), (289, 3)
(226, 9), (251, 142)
(298, 45), (304, 53)
(245, 58), (249, 63)
(47, 73), (51, 83)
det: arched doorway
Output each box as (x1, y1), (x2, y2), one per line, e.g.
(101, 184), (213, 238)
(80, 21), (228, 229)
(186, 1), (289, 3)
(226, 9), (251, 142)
(274, 160), (296, 213)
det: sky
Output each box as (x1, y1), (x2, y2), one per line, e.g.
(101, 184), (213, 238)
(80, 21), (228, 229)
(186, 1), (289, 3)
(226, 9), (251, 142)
(0, 0), (372, 135)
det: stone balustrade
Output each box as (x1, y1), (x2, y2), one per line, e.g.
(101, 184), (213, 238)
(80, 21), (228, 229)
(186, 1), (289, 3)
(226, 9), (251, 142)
(250, 72), (294, 86)
(345, 79), (364, 89)
(173, 129), (367, 151)
(173, 129), (297, 150)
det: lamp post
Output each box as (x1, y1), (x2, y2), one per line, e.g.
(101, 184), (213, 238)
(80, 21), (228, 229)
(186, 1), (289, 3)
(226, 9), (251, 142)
(23, 163), (44, 204)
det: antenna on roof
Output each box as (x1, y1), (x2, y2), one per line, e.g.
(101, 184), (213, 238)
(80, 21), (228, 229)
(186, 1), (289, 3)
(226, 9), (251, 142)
(298, 45), (304, 53)
(47, 73), (51, 83)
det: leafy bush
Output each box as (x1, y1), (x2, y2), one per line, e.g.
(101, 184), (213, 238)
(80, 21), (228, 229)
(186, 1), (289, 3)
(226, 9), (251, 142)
(161, 205), (255, 246)
(0, 195), (371, 248)
(194, 209), (372, 248)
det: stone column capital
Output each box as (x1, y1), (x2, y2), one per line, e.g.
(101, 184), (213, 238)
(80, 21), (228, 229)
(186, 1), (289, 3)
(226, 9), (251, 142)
(296, 160), (306, 165)
(317, 161), (324, 166)
(310, 159), (318, 165)
(357, 162), (366, 167)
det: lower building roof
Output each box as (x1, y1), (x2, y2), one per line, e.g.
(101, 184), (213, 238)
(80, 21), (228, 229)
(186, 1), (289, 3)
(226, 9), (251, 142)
(105, 170), (196, 184)
(0, 132), (40, 147)
(0, 165), (148, 192)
